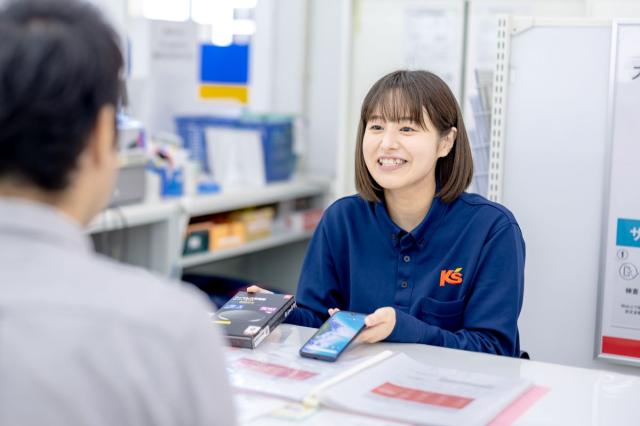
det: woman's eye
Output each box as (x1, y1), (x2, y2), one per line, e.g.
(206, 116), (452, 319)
(369, 124), (383, 131)
(400, 126), (415, 132)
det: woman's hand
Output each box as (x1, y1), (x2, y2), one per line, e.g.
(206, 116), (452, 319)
(246, 285), (273, 294)
(327, 307), (396, 343)
(358, 307), (396, 343)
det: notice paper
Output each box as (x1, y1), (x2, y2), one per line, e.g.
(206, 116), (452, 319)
(225, 340), (380, 402)
(320, 353), (531, 426)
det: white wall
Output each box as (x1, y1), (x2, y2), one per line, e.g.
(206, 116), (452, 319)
(127, 18), (212, 135)
(250, 0), (308, 115)
(586, 0), (640, 18)
(305, 0), (353, 184)
(271, 0), (308, 116)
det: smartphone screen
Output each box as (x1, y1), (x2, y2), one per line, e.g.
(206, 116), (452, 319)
(299, 311), (367, 362)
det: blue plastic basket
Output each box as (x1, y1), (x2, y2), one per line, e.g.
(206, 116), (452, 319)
(175, 115), (296, 183)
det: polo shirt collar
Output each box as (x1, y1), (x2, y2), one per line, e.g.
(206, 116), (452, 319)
(374, 195), (448, 249)
(0, 196), (93, 253)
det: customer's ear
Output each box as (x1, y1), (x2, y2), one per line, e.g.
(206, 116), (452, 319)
(87, 105), (117, 167)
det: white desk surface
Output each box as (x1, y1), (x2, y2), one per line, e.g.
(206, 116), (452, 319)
(237, 324), (640, 425)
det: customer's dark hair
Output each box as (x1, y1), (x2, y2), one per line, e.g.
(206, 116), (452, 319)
(0, 0), (123, 191)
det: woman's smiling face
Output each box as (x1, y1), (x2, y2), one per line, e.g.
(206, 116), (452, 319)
(362, 95), (453, 196)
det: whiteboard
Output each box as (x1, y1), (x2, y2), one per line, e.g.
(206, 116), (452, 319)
(596, 22), (640, 366)
(462, 1), (585, 196)
(464, 0), (585, 115)
(488, 17), (640, 373)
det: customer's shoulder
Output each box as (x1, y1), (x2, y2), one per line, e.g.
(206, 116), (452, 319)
(86, 255), (213, 332)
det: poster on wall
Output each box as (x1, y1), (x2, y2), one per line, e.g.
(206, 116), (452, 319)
(597, 22), (640, 365)
(403, 1), (464, 100)
(199, 44), (250, 104)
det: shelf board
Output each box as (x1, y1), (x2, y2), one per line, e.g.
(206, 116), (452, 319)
(180, 229), (314, 268)
(88, 200), (180, 234)
(88, 177), (331, 234)
(182, 178), (331, 217)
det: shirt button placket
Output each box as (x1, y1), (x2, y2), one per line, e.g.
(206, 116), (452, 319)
(397, 249), (413, 306)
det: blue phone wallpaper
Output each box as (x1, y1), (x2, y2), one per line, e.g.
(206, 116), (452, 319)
(302, 311), (366, 358)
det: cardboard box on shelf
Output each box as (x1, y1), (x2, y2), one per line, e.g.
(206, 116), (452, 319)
(183, 222), (213, 255)
(230, 206), (275, 241)
(210, 220), (246, 251)
(286, 208), (324, 232)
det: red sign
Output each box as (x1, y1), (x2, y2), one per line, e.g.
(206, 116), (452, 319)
(371, 382), (474, 409)
(236, 358), (318, 381)
(602, 336), (640, 358)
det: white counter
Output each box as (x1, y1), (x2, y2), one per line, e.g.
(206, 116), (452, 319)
(236, 324), (640, 425)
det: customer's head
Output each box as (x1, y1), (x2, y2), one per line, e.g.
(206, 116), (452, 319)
(0, 0), (123, 223)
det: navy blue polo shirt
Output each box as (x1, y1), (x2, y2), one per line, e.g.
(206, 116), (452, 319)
(286, 193), (525, 357)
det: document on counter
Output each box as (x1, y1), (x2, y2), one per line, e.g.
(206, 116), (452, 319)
(318, 353), (532, 426)
(225, 340), (389, 401)
(236, 393), (406, 426)
(228, 341), (532, 426)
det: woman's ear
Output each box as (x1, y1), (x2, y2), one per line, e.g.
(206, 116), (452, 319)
(437, 127), (457, 158)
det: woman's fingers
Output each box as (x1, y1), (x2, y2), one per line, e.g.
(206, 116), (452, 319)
(246, 285), (273, 294)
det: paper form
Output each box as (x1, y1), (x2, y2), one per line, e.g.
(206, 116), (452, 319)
(403, 3), (464, 99)
(205, 127), (266, 189)
(238, 393), (407, 426)
(320, 353), (532, 426)
(225, 340), (380, 402)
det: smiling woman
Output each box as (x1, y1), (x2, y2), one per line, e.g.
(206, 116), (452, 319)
(253, 70), (526, 357)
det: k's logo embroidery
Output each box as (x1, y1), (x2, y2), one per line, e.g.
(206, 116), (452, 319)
(439, 267), (463, 286)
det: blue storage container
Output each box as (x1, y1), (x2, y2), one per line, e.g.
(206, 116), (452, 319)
(175, 115), (296, 183)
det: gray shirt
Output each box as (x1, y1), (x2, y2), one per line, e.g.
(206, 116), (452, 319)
(0, 198), (237, 426)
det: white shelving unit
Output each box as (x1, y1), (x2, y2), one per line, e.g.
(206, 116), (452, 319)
(89, 179), (331, 287)
(180, 229), (315, 268)
(180, 178), (330, 277)
(88, 201), (180, 234)
(182, 178), (331, 217)
(88, 200), (183, 279)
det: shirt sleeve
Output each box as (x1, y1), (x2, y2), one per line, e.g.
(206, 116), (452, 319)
(286, 215), (343, 328)
(387, 222), (525, 357)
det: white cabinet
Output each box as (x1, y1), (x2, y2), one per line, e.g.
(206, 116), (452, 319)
(90, 179), (330, 293)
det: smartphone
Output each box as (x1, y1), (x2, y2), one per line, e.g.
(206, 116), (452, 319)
(299, 311), (367, 362)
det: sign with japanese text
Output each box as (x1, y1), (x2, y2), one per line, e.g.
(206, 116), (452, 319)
(598, 22), (640, 364)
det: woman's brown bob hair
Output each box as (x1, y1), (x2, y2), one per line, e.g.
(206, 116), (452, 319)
(355, 70), (473, 204)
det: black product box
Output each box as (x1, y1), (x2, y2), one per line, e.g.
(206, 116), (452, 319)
(213, 291), (296, 349)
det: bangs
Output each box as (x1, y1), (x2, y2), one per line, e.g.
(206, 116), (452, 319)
(362, 85), (427, 130)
